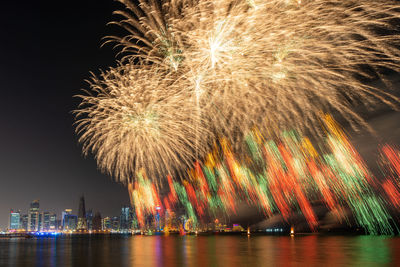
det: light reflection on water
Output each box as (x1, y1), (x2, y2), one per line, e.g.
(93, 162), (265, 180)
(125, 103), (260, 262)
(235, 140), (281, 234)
(0, 235), (399, 267)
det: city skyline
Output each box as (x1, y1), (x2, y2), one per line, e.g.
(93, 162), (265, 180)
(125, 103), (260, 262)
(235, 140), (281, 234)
(3, 196), (132, 230)
(4, 196), (251, 235)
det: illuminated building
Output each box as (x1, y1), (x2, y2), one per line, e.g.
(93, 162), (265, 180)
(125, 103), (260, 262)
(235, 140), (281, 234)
(120, 206), (130, 231)
(38, 213), (43, 231)
(20, 214), (28, 231)
(111, 216), (120, 231)
(144, 214), (155, 231)
(92, 212), (102, 231)
(77, 195), (87, 230)
(154, 206), (162, 231)
(39, 212), (56, 231)
(232, 224), (244, 232)
(102, 217), (111, 230)
(86, 209), (93, 230)
(214, 219), (223, 232)
(56, 219), (62, 230)
(164, 210), (177, 231)
(129, 207), (138, 230)
(49, 213), (56, 231)
(41, 212), (51, 231)
(28, 200), (40, 231)
(9, 210), (21, 230)
(183, 218), (194, 232)
(64, 214), (78, 231)
(62, 209), (72, 230)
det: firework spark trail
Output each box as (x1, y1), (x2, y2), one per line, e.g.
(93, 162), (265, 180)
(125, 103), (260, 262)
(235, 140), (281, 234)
(129, 172), (162, 226)
(74, 64), (211, 186)
(322, 117), (394, 234)
(382, 180), (400, 208)
(129, 116), (399, 234)
(381, 145), (400, 179)
(111, 0), (400, 140)
(380, 145), (400, 208)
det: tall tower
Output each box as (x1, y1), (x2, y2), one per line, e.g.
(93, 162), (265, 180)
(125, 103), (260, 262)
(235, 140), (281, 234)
(9, 209), (21, 230)
(77, 195), (87, 230)
(120, 206), (130, 231)
(62, 209), (72, 230)
(92, 212), (102, 231)
(86, 209), (93, 230)
(28, 200), (39, 231)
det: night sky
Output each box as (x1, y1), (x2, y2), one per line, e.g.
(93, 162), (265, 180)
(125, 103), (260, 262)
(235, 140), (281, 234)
(1, 1), (399, 229)
(0, 1), (131, 228)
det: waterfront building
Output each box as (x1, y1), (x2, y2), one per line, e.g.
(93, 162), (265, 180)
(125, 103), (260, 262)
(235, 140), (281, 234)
(40, 212), (56, 231)
(183, 218), (194, 232)
(20, 214), (28, 231)
(102, 217), (111, 231)
(86, 209), (93, 230)
(164, 210), (177, 231)
(40, 212), (49, 231)
(92, 212), (102, 231)
(145, 214), (155, 230)
(129, 208), (138, 230)
(62, 209), (72, 230)
(120, 206), (130, 231)
(232, 224), (245, 232)
(28, 200), (40, 231)
(38, 213), (43, 231)
(9, 210), (21, 230)
(56, 219), (62, 230)
(64, 214), (78, 231)
(155, 206), (162, 231)
(214, 219), (223, 231)
(111, 216), (120, 231)
(77, 195), (87, 230)
(49, 213), (57, 231)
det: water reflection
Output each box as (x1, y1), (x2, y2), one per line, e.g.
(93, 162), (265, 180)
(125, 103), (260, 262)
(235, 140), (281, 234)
(0, 235), (399, 266)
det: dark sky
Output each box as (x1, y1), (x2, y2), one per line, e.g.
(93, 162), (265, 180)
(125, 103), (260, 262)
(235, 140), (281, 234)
(0, 0), (131, 228)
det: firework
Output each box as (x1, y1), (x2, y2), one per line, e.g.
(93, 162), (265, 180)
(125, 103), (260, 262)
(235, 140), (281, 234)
(108, 0), (400, 143)
(75, 64), (211, 185)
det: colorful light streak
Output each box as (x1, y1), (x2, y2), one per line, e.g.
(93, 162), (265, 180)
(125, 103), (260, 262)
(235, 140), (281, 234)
(129, 116), (400, 234)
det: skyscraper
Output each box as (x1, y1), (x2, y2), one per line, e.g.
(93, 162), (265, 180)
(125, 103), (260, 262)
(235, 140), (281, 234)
(129, 207), (138, 230)
(86, 209), (93, 230)
(20, 214), (28, 231)
(28, 200), (39, 231)
(77, 195), (87, 230)
(49, 213), (57, 231)
(102, 217), (111, 231)
(9, 210), (21, 230)
(63, 214), (78, 231)
(41, 212), (51, 231)
(62, 209), (72, 230)
(92, 212), (102, 231)
(56, 219), (61, 231)
(111, 216), (120, 231)
(38, 213), (43, 232)
(120, 206), (130, 231)
(154, 206), (162, 231)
